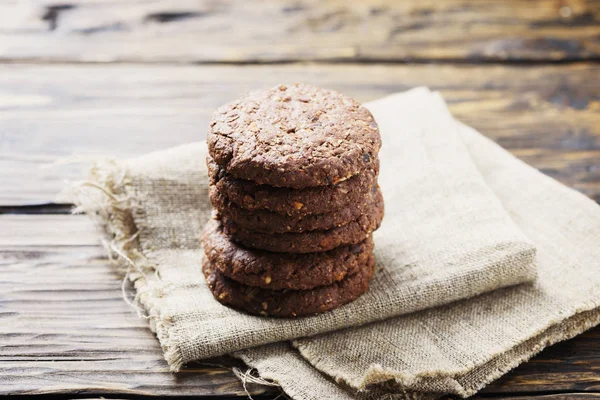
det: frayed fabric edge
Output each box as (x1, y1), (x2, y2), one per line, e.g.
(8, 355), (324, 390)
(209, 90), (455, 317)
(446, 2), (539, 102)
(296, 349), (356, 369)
(67, 160), (185, 372)
(293, 306), (600, 399)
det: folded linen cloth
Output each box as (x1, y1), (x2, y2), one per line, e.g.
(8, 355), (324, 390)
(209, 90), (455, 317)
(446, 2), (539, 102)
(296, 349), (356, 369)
(235, 90), (600, 399)
(72, 87), (536, 370)
(72, 87), (598, 399)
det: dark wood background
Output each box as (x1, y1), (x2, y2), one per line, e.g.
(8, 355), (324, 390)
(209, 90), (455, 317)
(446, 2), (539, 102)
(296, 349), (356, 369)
(1, 0), (599, 399)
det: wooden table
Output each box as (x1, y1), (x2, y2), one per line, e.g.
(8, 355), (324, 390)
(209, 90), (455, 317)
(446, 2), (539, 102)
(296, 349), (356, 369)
(1, 1), (599, 399)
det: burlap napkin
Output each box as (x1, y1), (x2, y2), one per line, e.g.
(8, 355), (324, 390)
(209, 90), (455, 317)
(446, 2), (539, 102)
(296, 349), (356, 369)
(71, 88), (599, 399)
(234, 90), (600, 399)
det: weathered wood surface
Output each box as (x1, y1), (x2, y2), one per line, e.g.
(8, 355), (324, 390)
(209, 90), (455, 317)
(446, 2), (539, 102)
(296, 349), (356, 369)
(483, 328), (600, 395)
(0, 214), (599, 398)
(0, 214), (278, 397)
(0, 0), (599, 63)
(1, 63), (599, 206)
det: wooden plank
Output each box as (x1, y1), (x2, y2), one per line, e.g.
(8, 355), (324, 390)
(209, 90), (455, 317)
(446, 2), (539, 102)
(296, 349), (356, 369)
(0, 214), (278, 397)
(1, 214), (599, 398)
(0, 214), (99, 246)
(0, 63), (599, 206)
(0, 0), (599, 63)
(482, 327), (600, 395)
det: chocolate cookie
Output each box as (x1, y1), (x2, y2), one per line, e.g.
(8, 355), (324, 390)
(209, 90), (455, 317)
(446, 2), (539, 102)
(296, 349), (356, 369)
(208, 156), (379, 216)
(207, 83), (381, 188)
(202, 218), (374, 290)
(209, 186), (381, 234)
(203, 254), (376, 317)
(220, 193), (384, 253)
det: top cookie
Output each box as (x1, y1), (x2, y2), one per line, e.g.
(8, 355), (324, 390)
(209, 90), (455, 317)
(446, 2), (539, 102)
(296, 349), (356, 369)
(207, 83), (381, 188)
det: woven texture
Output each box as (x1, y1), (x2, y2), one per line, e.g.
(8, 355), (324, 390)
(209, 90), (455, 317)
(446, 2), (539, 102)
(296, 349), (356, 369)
(72, 88), (599, 399)
(236, 90), (600, 399)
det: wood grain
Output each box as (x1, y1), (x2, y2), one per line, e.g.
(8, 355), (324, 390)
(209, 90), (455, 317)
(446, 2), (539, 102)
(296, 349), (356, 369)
(1, 214), (599, 397)
(483, 327), (600, 394)
(0, 63), (598, 206)
(0, 0), (599, 63)
(0, 214), (278, 397)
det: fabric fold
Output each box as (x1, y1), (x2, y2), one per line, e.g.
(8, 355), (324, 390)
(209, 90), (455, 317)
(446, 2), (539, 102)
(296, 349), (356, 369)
(72, 88), (537, 371)
(235, 90), (600, 399)
(69, 87), (600, 400)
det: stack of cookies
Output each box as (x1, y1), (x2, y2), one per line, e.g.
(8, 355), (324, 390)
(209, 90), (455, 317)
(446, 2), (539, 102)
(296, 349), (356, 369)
(201, 83), (383, 317)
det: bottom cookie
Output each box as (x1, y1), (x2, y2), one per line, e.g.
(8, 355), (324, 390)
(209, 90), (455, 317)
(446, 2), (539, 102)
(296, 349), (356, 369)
(203, 254), (376, 318)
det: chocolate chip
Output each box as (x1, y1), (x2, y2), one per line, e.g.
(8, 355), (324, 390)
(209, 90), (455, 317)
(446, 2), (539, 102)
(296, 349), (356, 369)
(350, 244), (363, 254)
